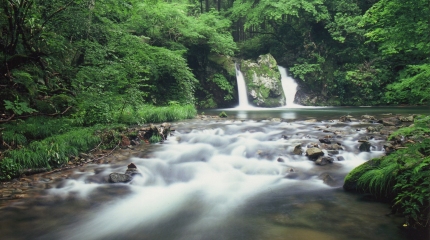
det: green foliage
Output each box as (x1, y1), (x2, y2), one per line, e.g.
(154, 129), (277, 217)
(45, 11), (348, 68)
(211, 74), (234, 101)
(149, 134), (162, 144)
(346, 115), (430, 228)
(4, 99), (37, 115)
(385, 64), (430, 105)
(219, 111), (227, 118)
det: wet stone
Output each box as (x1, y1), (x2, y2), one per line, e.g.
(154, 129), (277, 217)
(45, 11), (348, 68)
(108, 173), (132, 183)
(293, 145), (303, 155)
(306, 148), (324, 160)
(359, 141), (372, 152)
(315, 156), (334, 166)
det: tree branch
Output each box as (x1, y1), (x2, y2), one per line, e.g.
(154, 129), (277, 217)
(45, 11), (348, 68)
(29, 0), (76, 41)
(0, 114), (15, 122)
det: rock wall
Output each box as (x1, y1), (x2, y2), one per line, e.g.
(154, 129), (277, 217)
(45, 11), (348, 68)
(240, 54), (286, 107)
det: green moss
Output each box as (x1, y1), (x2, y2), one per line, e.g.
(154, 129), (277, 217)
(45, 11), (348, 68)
(343, 158), (383, 191)
(208, 53), (235, 76)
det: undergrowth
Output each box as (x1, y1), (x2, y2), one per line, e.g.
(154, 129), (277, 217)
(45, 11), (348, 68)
(0, 104), (196, 181)
(345, 115), (430, 228)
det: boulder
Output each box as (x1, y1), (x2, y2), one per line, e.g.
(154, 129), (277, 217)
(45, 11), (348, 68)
(109, 162), (142, 183)
(108, 173), (132, 183)
(240, 54), (286, 107)
(306, 148), (324, 160)
(359, 141), (372, 152)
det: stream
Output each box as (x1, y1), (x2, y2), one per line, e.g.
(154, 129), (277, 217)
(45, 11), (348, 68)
(0, 106), (428, 240)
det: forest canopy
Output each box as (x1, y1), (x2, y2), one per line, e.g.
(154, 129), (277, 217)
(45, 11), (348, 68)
(1, 0), (429, 119)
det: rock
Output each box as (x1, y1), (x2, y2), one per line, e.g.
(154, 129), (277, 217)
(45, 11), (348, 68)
(359, 141), (372, 152)
(319, 138), (331, 144)
(108, 173), (132, 183)
(307, 142), (319, 148)
(383, 143), (395, 154)
(315, 156), (334, 166)
(240, 54), (286, 107)
(277, 157), (285, 162)
(306, 148), (324, 160)
(293, 145), (303, 155)
(344, 158), (383, 191)
(109, 162), (142, 183)
(125, 162), (143, 178)
(336, 155), (345, 161)
(271, 118), (281, 122)
(339, 115), (351, 122)
(361, 115), (376, 120)
(400, 115), (414, 122)
(321, 144), (343, 151)
(367, 125), (383, 132)
(379, 117), (401, 126)
(320, 173), (337, 186)
(327, 150), (339, 155)
(305, 119), (318, 123)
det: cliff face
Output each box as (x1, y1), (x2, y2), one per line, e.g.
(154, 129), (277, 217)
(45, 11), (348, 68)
(240, 54), (285, 107)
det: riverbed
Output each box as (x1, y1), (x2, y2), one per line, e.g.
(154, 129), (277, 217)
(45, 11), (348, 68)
(0, 106), (428, 240)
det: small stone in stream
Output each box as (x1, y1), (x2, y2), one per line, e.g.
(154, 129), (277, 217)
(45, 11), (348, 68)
(319, 138), (331, 144)
(108, 173), (133, 183)
(277, 157), (285, 162)
(336, 156), (345, 161)
(306, 148), (324, 160)
(327, 150), (339, 155)
(282, 135), (288, 139)
(321, 174), (337, 187)
(293, 145), (303, 155)
(359, 141), (372, 152)
(315, 156), (334, 166)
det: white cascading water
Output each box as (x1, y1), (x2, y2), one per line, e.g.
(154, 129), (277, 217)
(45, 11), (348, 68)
(278, 66), (299, 107)
(41, 119), (386, 240)
(236, 64), (251, 108)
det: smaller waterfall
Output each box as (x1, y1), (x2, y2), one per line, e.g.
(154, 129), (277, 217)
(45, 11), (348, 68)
(278, 66), (299, 107)
(236, 64), (251, 108)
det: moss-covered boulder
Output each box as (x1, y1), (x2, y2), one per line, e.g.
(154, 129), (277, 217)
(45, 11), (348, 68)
(343, 158), (383, 191)
(240, 54), (285, 107)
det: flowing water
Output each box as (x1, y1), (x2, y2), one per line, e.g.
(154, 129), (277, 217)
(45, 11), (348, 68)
(278, 66), (299, 107)
(0, 107), (428, 240)
(235, 65), (251, 108)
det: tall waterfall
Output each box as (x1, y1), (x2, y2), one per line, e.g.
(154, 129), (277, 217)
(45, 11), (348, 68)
(236, 64), (251, 108)
(278, 66), (299, 107)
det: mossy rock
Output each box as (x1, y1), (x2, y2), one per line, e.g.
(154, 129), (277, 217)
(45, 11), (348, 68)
(240, 54), (285, 107)
(343, 158), (383, 191)
(208, 53), (235, 76)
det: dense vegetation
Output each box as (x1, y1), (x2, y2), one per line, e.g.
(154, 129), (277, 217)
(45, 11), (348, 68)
(344, 115), (430, 229)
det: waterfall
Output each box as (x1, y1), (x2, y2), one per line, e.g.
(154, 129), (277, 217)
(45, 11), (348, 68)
(235, 64), (251, 108)
(278, 66), (299, 107)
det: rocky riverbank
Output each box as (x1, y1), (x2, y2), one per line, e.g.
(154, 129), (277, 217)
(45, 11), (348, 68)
(0, 112), (417, 203)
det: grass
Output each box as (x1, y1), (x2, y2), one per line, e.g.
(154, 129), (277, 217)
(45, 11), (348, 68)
(0, 104), (197, 180)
